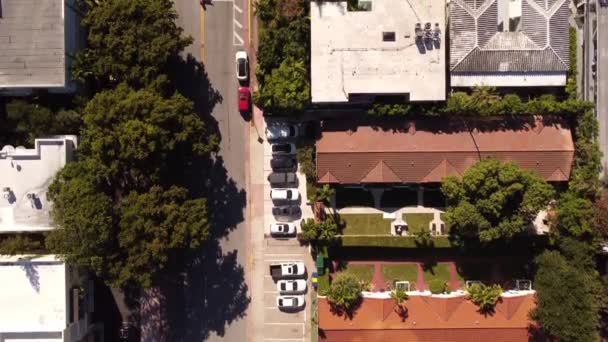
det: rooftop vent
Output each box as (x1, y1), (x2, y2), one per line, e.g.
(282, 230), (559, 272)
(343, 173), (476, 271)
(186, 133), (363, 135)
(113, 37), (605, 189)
(382, 32), (396, 42)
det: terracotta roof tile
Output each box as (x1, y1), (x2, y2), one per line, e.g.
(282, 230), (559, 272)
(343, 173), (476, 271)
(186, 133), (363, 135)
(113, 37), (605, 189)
(316, 118), (574, 184)
(318, 295), (536, 342)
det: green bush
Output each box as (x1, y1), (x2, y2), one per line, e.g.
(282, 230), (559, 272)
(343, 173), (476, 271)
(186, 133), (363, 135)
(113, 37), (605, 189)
(566, 26), (577, 99)
(466, 283), (503, 313)
(428, 279), (448, 294)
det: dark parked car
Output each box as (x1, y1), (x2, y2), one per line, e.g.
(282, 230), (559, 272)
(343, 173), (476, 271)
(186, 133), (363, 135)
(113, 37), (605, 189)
(268, 172), (297, 186)
(271, 157), (297, 172)
(272, 205), (301, 220)
(272, 143), (296, 155)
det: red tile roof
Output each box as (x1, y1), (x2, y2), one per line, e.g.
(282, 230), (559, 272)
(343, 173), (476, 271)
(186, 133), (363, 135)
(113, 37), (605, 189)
(316, 118), (574, 184)
(318, 294), (536, 342)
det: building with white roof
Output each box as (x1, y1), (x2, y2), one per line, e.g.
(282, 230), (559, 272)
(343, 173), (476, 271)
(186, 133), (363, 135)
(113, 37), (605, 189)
(0, 136), (76, 233)
(310, 0), (446, 103)
(0, 255), (95, 342)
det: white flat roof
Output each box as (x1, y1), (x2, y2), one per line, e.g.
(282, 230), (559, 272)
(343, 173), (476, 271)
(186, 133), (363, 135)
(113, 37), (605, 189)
(311, 0), (446, 103)
(0, 255), (66, 339)
(0, 136), (76, 233)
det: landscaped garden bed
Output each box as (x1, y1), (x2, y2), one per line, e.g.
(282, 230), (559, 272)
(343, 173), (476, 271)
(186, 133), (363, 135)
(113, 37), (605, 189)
(423, 262), (451, 287)
(381, 264), (418, 290)
(340, 213), (390, 235)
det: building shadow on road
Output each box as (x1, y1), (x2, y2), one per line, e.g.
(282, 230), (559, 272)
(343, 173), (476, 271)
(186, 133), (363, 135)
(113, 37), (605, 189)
(163, 239), (251, 341)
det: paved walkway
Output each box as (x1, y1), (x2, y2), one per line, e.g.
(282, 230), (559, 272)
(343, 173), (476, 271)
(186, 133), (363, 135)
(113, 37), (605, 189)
(333, 261), (464, 292)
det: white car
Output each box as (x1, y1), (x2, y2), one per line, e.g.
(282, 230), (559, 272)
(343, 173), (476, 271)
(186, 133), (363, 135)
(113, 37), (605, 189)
(276, 295), (305, 309)
(270, 223), (296, 236)
(265, 124), (299, 141)
(277, 279), (307, 293)
(235, 51), (248, 82)
(270, 188), (300, 202)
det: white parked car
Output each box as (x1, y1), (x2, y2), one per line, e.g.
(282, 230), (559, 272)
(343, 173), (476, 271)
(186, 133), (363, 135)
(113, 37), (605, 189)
(235, 51), (249, 82)
(270, 188), (300, 202)
(276, 295), (305, 309)
(265, 124), (299, 141)
(270, 223), (296, 236)
(277, 279), (307, 293)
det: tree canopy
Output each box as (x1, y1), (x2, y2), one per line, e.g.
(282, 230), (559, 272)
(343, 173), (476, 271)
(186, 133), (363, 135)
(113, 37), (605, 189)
(79, 84), (217, 189)
(555, 191), (595, 238)
(326, 273), (363, 316)
(442, 159), (554, 242)
(532, 251), (602, 342)
(46, 85), (217, 289)
(253, 57), (309, 114)
(2, 100), (81, 146)
(73, 0), (192, 88)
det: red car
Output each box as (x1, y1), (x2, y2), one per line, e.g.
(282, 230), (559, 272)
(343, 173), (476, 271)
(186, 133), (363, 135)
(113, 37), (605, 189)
(238, 86), (250, 112)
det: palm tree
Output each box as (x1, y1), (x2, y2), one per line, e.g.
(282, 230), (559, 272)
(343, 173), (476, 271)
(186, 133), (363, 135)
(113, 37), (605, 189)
(309, 184), (335, 206)
(390, 286), (409, 321)
(466, 283), (503, 314)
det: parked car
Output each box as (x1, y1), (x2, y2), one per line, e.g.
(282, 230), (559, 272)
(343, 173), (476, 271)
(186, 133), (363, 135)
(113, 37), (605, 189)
(272, 205), (301, 220)
(265, 124), (299, 141)
(238, 86), (250, 112)
(267, 172), (297, 186)
(271, 143), (296, 155)
(270, 157), (297, 172)
(270, 223), (296, 236)
(235, 51), (248, 82)
(277, 279), (307, 293)
(269, 262), (306, 278)
(277, 295), (305, 309)
(270, 188), (300, 202)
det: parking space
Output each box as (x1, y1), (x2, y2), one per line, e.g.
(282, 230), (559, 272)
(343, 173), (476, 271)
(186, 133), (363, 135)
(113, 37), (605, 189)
(257, 118), (314, 342)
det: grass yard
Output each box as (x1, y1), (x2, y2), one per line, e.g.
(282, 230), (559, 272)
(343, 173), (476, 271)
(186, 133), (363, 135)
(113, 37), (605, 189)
(337, 264), (375, 283)
(340, 214), (391, 235)
(422, 263), (451, 285)
(404, 213), (434, 234)
(381, 264), (418, 290)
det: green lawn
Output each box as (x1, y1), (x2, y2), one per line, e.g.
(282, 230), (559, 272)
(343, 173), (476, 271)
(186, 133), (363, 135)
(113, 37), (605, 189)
(337, 264), (375, 283)
(423, 263), (451, 285)
(340, 214), (391, 235)
(404, 213), (434, 234)
(340, 235), (453, 248)
(381, 264), (418, 290)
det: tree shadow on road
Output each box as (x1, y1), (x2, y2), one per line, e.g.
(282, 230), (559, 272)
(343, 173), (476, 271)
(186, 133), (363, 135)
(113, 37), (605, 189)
(163, 239), (251, 341)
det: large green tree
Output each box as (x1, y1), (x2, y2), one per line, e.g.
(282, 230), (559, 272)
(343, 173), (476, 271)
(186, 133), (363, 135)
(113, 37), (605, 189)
(253, 57), (310, 114)
(73, 0), (192, 88)
(532, 251), (602, 342)
(555, 191), (595, 238)
(442, 159), (554, 242)
(46, 85), (216, 289)
(79, 83), (217, 189)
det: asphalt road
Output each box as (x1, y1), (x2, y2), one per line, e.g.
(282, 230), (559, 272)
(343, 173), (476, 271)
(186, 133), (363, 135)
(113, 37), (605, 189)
(173, 0), (251, 341)
(597, 5), (608, 174)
